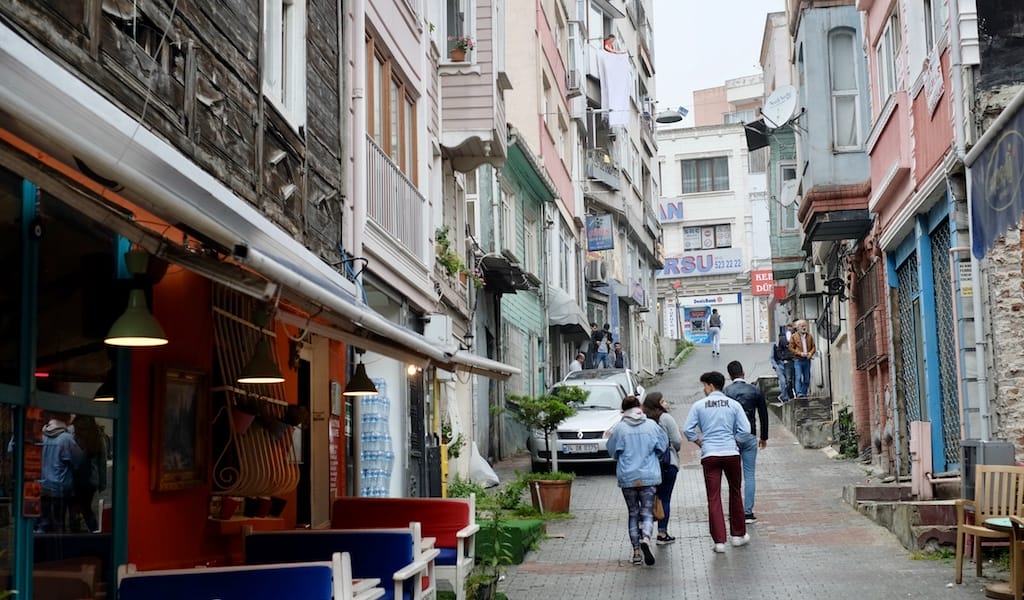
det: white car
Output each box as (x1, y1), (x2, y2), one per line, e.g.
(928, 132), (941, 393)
(527, 380), (627, 472)
(562, 368), (646, 403)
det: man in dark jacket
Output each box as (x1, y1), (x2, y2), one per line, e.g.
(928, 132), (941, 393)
(724, 361), (768, 523)
(771, 324), (795, 402)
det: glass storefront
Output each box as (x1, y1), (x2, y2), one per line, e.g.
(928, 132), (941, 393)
(0, 167), (122, 599)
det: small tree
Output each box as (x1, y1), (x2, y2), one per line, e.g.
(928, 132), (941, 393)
(510, 386), (588, 471)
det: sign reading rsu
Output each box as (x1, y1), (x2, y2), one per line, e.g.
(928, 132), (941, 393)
(656, 248), (744, 278)
(752, 270), (774, 295)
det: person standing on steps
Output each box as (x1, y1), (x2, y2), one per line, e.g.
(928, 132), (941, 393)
(708, 309), (722, 356)
(770, 324), (795, 402)
(723, 361), (768, 524)
(606, 396), (667, 566)
(788, 319), (816, 398)
(592, 323), (613, 368)
(683, 371), (750, 554)
(612, 341), (629, 369)
(642, 393), (682, 544)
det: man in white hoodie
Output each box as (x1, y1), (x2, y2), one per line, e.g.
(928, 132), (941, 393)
(606, 396), (668, 566)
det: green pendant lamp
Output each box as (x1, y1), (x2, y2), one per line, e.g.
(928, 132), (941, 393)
(104, 250), (169, 347)
(238, 309), (285, 384)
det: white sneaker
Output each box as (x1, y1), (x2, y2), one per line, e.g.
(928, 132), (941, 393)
(731, 533), (750, 547)
(713, 543), (726, 553)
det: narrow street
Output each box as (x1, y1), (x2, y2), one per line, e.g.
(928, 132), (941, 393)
(497, 343), (993, 599)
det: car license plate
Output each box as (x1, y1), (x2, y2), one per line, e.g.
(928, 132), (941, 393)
(563, 443), (598, 454)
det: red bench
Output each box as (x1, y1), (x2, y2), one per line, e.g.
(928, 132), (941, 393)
(332, 495), (478, 600)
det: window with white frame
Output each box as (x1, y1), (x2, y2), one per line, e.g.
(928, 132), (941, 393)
(924, 0), (948, 52)
(780, 164), (798, 232)
(681, 157), (729, 193)
(444, 0), (475, 60)
(263, 0), (306, 129)
(501, 185), (515, 252)
(876, 14), (900, 103)
(466, 168), (479, 239)
(830, 29), (860, 150)
(683, 224), (732, 250)
(524, 215), (537, 274)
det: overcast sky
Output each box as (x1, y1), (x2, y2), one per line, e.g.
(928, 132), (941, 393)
(652, 0), (785, 126)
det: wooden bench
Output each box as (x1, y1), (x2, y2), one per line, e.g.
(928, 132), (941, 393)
(118, 552), (382, 600)
(331, 495), (478, 600)
(244, 523), (438, 600)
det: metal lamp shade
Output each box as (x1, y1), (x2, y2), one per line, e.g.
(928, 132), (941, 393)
(237, 337), (285, 384)
(104, 289), (169, 347)
(93, 371), (116, 402)
(343, 362), (378, 396)
(655, 110), (683, 124)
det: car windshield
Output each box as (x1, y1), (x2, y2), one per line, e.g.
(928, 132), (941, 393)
(564, 369), (632, 391)
(567, 385), (621, 410)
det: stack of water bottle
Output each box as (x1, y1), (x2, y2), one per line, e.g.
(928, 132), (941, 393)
(359, 384), (393, 497)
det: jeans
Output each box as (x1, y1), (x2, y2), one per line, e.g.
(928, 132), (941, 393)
(784, 360), (795, 399)
(621, 486), (657, 548)
(656, 465), (679, 533)
(709, 327), (721, 354)
(794, 358), (811, 397)
(700, 455), (745, 544)
(594, 351), (609, 369)
(774, 362), (792, 401)
(737, 432), (759, 516)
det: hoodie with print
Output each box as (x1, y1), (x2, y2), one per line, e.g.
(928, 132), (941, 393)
(606, 408), (667, 488)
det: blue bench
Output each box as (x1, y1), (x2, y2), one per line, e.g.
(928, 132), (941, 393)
(244, 523), (439, 600)
(118, 551), (381, 600)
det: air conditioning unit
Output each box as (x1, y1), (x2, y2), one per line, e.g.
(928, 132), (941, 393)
(566, 70), (582, 97)
(586, 259), (607, 282)
(423, 314), (454, 346)
(961, 439), (1015, 500)
(796, 271), (824, 296)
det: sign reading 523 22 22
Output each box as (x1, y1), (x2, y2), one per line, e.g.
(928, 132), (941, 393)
(656, 247), (745, 278)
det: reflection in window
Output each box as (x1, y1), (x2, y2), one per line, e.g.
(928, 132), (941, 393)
(0, 168), (22, 386)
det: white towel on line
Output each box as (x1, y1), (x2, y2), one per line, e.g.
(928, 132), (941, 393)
(598, 51), (633, 129)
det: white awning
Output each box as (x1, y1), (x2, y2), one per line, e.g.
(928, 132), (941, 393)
(547, 286), (590, 340)
(0, 23), (519, 380)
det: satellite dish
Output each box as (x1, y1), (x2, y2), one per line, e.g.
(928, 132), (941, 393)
(779, 179), (799, 207)
(762, 85), (798, 130)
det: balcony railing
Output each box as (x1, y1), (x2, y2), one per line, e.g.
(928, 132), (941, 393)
(585, 148), (620, 190)
(367, 136), (426, 258)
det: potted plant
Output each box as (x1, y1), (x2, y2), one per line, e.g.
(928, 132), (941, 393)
(435, 226), (466, 277)
(508, 386), (587, 513)
(448, 35), (475, 62)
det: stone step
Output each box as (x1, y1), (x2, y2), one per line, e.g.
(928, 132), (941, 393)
(843, 484), (959, 551)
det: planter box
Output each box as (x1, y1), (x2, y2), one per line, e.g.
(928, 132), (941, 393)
(475, 519), (544, 565)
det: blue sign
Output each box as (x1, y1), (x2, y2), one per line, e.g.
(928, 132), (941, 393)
(586, 214), (615, 251)
(658, 198), (685, 223)
(655, 248), (745, 278)
(970, 109), (1024, 258)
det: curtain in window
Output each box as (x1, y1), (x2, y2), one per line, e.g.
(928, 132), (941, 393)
(697, 160), (712, 192)
(834, 96), (858, 148)
(681, 161), (697, 194)
(712, 157), (729, 191)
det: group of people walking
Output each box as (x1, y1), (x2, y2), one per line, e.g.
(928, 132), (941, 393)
(769, 319), (816, 401)
(604, 359), (768, 563)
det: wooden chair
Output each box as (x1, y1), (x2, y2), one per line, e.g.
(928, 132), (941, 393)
(955, 464), (1024, 584)
(1009, 515), (1024, 600)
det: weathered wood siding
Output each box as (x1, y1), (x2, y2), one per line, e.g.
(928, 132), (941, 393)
(0, 0), (344, 262)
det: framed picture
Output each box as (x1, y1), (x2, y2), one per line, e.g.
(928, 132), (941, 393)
(151, 366), (209, 491)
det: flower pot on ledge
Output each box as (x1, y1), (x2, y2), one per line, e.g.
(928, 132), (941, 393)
(450, 48), (467, 62)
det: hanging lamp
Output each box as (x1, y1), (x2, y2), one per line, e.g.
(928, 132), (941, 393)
(343, 350), (378, 396)
(93, 369), (116, 402)
(104, 250), (169, 347)
(237, 308), (285, 384)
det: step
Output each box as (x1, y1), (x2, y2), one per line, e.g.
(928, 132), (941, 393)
(767, 395), (833, 449)
(844, 485), (959, 551)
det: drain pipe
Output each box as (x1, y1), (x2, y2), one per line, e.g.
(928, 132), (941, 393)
(949, 246), (970, 440)
(352, 0), (367, 258)
(951, 0), (993, 440)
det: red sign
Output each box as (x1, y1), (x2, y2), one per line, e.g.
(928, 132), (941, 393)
(752, 270), (775, 296)
(774, 285), (788, 300)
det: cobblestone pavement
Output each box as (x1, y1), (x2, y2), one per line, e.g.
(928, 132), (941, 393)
(496, 343), (997, 599)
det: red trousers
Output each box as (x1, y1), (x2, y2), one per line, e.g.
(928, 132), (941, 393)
(701, 454), (746, 543)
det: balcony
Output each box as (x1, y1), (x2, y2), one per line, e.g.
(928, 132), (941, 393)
(798, 181), (873, 243)
(366, 136), (426, 261)
(585, 148), (620, 190)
